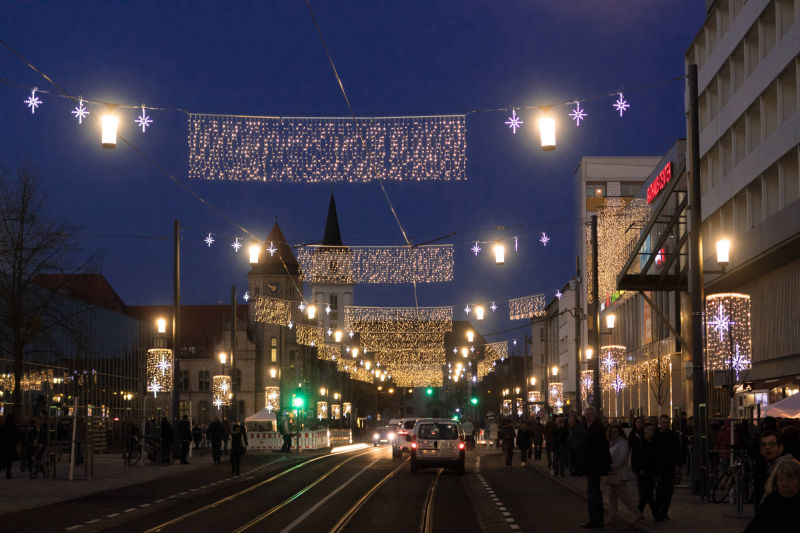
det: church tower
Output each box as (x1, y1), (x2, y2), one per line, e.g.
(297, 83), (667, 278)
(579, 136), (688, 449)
(311, 194), (354, 333)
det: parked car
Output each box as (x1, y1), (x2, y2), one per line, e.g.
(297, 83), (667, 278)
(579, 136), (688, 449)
(392, 417), (418, 458)
(410, 418), (465, 475)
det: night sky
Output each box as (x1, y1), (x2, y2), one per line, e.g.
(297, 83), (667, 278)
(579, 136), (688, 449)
(2, 1), (705, 343)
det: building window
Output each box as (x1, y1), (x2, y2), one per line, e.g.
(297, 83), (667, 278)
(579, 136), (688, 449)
(619, 183), (642, 197)
(329, 294), (338, 310)
(198, 370), (210, 391)
(270, 337), (277, 363)
(179, 400), (191, 419)
(586, 184), (605, 198)
(238, 400), (246, 418)
(234, 368), (242, 391)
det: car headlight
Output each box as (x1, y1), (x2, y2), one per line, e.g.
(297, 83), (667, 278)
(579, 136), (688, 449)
(389, 432), (395, 440)
(373, 433), (380, 440)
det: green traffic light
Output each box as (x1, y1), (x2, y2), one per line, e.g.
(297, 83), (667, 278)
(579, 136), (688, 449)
(470, 397), (478, 405)
(292, 395), (305, 408)
(425, 387), (434, 396)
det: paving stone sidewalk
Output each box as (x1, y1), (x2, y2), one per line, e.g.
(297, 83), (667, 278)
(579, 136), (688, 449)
(528, 459), (753, 533)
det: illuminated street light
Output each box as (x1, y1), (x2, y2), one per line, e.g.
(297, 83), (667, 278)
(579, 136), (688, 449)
(716, 238), (731, 265)
(249, 244), (261, 264)
(466, 330), (474, 343)
(538, 111), (556, 151)
(101, 112), (118, 149)
(475, 306), (485, 321)
(551, 366), (558, 377)
(218, 352), (227, 364)
(606, 314), (616, 330)
(494, 243), (505, 265)
(156, 318), (167, 334)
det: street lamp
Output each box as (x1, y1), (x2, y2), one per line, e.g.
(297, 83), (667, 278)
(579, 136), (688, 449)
(156, 318), (167, 334)
(334, 330), (343, 343)
(307, 304), (317, 320)
(493, 243), (505, 265)
(538, 110), (556, 151)
(101, 111), (119, 149)
(249, 243), (261, 264)
(551, 366), (558, 377)
(475, 306), (485, 321)
(269, 367), (278, 378)
(218, 352), (227, 365)
(466, 330), (474, 343)
(585, 348), (593, 360)
(716, 238), (731, 266)
(606, 313), (616, 330)
(530, 376), (536, 386)
(461, 347), (469, 358)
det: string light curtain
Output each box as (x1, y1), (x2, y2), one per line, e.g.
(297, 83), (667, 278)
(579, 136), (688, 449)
(549, 382), (564, 409)
(265, 386), (280, 412)
(388, 365), (443, 388)
(345, 306), (453, 333)
(297, 324), (325, 347)
(375, 348), (446, 366)
(705, 293), (752, 376)
(297, 245), (454, 284)
(596, 198), (649, 303)
(580, 370), (594, 405)
(254, 296), (292, 326)
(146, 348), (173, 395)
(600, 345), (626, 390)
(188, 114), (466, 183)
(212, 375), (232, 407)
(360, 332), (445, 352)
(317, 401), (328, 419)
(336, 359), (373, 383)
(508, 294), (546, 320)
(527, 391), (542, 416)
(317, 344), (341, 361)
(331, 404), (341, 419)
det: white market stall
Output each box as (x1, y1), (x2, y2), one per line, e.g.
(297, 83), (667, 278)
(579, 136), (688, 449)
(762, 393), (800, 418)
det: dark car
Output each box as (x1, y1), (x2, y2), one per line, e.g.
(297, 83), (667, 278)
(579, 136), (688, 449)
(372, 426), (396, 446)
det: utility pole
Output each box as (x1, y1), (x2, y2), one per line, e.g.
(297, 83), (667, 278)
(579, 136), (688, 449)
(591, 215), (602, 413)
(231, 285), (237, 421)
(172, 219), (181, 422)
(575, 257), (583, 414)
(688, 63), (707, 495)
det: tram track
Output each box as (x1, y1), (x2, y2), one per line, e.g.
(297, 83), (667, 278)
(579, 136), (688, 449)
(143, 447), (379, 533)
(420, 468), (443, 533)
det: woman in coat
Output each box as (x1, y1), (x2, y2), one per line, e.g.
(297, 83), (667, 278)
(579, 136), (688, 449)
(606, 423), (638, 524)
(744, 458), (800, 533)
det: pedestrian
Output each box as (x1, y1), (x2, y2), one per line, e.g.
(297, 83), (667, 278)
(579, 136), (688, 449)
(516, 421), (533, 466)
(229, 421), (248, 476)
(744, 458), (800, 533)
(654, 414), (680, 521)
(0, 414), (21, 479)
(544, 415), (556, 468)
(753, 430), (792, 511)
(628, 416), (645, 452)
(222, 417), (231, 455)
(532, 416), (544, 461)
(280, 414), (292, 453)
(20, 420), (38, 473)
(553, 416), (569, 476)
(207, 417), (224, 464)
(606, 423), (638, 525)
(631, 422), (658, 520)
(192, 423), (202, 451)
(178, 415), (191, 464)
(499, 419), (516, 468)
(160, 417), (173, 465)
(580, 406), (610, 529)
(567, 412), (586, 476)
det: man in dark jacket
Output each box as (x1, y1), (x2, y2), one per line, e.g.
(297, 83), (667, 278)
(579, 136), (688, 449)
(632, 422), (658, 519)
(499, 420), (516, 468)
(516, 421), (533, 466)
(531, 417), (544, 460)
(0, 414), (21, 479)
(207, 417), (224, 464)
(581, 406), (611, 529)
(229, 421), (248, 476)
(177, 415), (192, 464)
(654, 415), (680, 520)
(160, 417), (173, 464)
(544, 416), (556, 468)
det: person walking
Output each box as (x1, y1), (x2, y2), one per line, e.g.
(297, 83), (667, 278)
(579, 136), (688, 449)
(192, 423), (202, 451)
(581, 406), (611, 529)
(222, 417), (231, 455)
(631, 422), (658, 520)
(568, 412), (586, 476)
(554, 416), (569, 476)
(229, 421), (248, 476)
(178, 415), (191, 464)
(160, 417), (173, 465)
(280, 414), (292, 453)
(0, 414), (21, 479)
(606, 423), (638, 525)
(544, 416), (556, 468)
(20, 420), (38, 473)
(207, 417), (224, 464)
(654, 414), (680, 521)
(744, 458), (800, 533)
(516, 421), (533, 467)
(499, 420), (516, 468)
(753, 430), (791, 511)
(532, 417), (544, 461)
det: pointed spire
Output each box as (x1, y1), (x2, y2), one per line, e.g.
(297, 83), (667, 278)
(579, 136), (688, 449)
(249, 220), (300, 276)
(322, 193), (344, 246)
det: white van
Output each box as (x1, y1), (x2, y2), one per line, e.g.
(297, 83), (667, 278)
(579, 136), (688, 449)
(410, 418), (466, 475)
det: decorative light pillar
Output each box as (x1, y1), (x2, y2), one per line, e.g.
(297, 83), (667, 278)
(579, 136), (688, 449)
(146, 348), (173, 397)
(212, 375), (232, 409)
(705, 293), (752, 377)
(265, 386), (280, 412)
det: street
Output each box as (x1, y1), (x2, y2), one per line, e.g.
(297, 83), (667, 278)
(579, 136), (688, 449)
(1, 446), (639, 532)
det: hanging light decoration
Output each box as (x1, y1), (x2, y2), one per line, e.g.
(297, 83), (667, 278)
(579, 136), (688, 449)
(317, 401), (328, 420)
(334, 330), (343, 343)
(307, 304), (317, 320)
(538, 108), (556, 151)
(475, 306), (485, 321)
(466, 330), (474, 343)
(331, 404), (341, 419)
(101, 106), (119, 149)
(146, 348), (173, 396)
(265, 386), (280, 412)
(493, 243), (505, 265)
(580, 370), (594, 405)
(156, 318), (167, 334)
(549, 382), (564, 409)
(705, 293), (752, 376)
(249, 244), (261, 264)
(212, 375), (232, 407)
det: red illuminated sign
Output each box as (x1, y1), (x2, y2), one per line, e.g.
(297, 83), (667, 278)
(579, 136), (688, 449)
(646, 162), (672, 204)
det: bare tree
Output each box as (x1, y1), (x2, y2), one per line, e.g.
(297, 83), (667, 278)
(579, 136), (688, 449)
(0, 163), (96, 418)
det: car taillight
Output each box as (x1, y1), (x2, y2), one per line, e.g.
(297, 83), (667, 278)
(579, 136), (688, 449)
(458, 442), (465, 450)
(411, 441), (417, 449)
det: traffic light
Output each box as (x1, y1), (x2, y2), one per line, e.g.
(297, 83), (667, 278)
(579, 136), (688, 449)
(291, 390), (305, 409)
(470, 396), (479, 406)
(425, 387), (434, 396)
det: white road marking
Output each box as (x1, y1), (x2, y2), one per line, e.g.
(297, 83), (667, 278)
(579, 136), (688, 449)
(140, 503), (151, 508)
(65, 525), (82, 531)
(123, 507), (137, 513)
(106, 513), (120, 518)
(510, 524), (520, 530)
(85, 519), (101, 524)
(154, 499), (165, 503)
(278, 458), (380, 533)
(502, 512), (511, 516)
(506, 518), (515, 522)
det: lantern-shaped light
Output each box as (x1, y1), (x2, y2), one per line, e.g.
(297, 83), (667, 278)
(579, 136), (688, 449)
(249, 244), (261, 264)
(530, 376), (536, 386)
(466, 330), (474, 343)
(494, 243), (505, 264)
(156, 317), (167, 334)
(551, 365), (559, 377)
(307, 304), (317, 320)
(586, 348), (593, 360)
(606, 313), (616, 330)
(365, 361), (371, 370)
(461, 347), (469, 358)
(101, 113), (118, 149)
(351, 347), (359, 358)
(269, 367), (278, 378)
(716, 239), (731, 265)
(334, 330), (343, 343)
(475, 306), (485, 321)
(539, 114), (556, 151)
(218, 352), (227, 364)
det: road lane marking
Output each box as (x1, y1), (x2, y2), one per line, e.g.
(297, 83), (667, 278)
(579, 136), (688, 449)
(155, 499), (165, 503)
(140, 503), (152, 508)
(278, 458), (380, 533)
(123, 507), (137, 513)
(85, 519), (101, 524)
(106, 513), (120, 518)
(65, 525), (82, 531)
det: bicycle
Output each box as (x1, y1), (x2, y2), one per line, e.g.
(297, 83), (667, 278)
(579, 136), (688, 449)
(123, 435), (142, 466)
(28, 445), (50, 479)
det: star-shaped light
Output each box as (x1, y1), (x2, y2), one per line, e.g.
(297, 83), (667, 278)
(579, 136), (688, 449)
(25, 88), (42, 114)
(349, 331), (355, 338)
(452, 348), (457, 354)
(266, 242), (277, 256)
(464, 304), (471, 315)
(287, 320), (294, 329)
(298, 302), (306, 311)
(213, 397), (223, 409)
(204, 233), (215, 247)
(135, 104), (153, 132)
(470, 346), (475, 353)
(708, 302), (732, 343)
(514, 236), (518, 252)
(611, 375), (625, 393)
(569, 102), (587, 126)
(540, 232), (550, 246)
(242, 291), (250, 302)
(325, 304), (331, 315)
(327, 328), (333, 337)
(555, 290), (563, 300)
(725, 343), (749, 379)
(71, 98), (89, 124)
(231, 238), (242, 252)
(505, 109), (523, 134)
(513, 339), (517, 346)
(149, 378), (161, 396)
(490, 301), (497, 312)
(613, 93), (630, 117)
(471, 242), (482, 256)
(156, 357), (171, 375)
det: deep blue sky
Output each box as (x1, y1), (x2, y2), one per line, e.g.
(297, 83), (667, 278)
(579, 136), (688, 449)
(2, 1), (705, 343)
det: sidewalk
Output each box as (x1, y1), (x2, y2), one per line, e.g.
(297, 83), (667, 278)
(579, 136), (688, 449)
(529, 459), (753, 533)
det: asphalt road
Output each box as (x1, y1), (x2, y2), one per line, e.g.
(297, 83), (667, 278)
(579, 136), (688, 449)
(3, 446), (640, 532)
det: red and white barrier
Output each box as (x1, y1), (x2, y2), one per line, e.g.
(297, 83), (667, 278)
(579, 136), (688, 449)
(247, 428), (352, 450)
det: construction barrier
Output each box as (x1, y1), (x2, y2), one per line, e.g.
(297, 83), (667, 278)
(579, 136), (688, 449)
(247, 431), (284, 450)
(247, 429), (352, 450)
